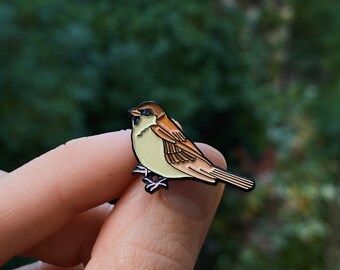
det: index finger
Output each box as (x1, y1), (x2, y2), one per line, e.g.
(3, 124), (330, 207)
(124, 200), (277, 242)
(0, 130), (136, 264)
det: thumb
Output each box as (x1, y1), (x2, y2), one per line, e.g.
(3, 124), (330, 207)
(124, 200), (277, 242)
(86, 143), (225, 269)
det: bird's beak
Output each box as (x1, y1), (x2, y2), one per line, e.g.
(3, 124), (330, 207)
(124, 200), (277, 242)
(129, 108), (141, 117)
(128, 108), (141, 125)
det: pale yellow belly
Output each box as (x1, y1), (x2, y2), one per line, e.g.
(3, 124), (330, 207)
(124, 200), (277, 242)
(132, 128), (189, 178)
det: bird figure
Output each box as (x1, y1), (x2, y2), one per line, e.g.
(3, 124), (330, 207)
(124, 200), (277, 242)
(129, 101), (255, 194)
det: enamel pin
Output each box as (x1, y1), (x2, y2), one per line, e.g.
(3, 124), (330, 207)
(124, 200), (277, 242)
(129, 101), (255, 194)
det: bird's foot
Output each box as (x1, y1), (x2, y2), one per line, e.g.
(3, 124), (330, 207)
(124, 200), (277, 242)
(143, 176), (168, 194)
(132, 164), (150, 177)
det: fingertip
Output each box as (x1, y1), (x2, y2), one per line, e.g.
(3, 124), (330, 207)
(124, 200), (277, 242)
(162, 143), (226, 221)
(195, 143), (227, 169)
(89, 143), (227, 269)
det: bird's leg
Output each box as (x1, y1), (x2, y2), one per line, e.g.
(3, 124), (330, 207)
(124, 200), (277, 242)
(132, 164), (150, 177)
(144, 175), (168, 194)
(133, 165), (168, 193)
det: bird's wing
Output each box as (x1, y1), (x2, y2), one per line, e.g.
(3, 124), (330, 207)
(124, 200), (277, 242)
(150, 116), (255, 191)
(150, 116), (212, 165)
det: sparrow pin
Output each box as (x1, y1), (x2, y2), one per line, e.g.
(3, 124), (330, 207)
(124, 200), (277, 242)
(129, 101), (255, 194)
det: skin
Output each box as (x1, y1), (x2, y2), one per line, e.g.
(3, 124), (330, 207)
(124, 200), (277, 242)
(0, 130), (226, 270)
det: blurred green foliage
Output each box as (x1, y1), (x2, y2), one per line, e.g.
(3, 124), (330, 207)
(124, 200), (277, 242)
(0, 0), (339, 269)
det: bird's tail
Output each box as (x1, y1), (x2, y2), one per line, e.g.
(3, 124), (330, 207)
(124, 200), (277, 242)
(209, 167), (255, 192)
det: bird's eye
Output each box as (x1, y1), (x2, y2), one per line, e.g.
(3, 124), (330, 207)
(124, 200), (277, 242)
(142, 109), (152, 116)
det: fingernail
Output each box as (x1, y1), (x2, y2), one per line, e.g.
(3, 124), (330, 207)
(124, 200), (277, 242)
(163, 180), (221, 220)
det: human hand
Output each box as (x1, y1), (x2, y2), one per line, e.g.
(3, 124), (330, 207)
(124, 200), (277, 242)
(0, 130), (226, 269)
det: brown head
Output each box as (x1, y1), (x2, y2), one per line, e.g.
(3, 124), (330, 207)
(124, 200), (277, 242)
(129, 101), (165, 125)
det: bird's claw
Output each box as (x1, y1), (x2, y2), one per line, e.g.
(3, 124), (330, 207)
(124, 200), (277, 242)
(143, 176), (168, 194)
(132, 164), (150, 177)
(133, 165), (168, 193)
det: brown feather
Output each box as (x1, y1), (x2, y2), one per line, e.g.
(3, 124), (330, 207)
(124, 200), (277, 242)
(152, 115), (212, 165)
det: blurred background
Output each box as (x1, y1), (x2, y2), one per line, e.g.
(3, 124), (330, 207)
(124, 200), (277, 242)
(0, 0), (339, 269)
